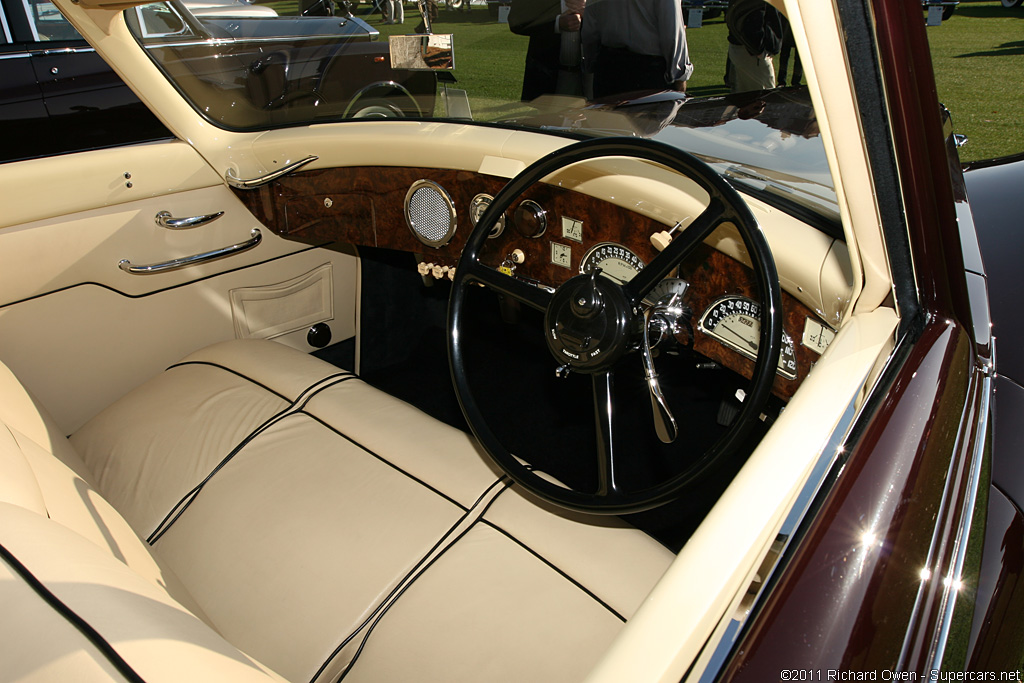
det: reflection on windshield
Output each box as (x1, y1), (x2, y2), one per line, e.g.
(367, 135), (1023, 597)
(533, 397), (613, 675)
(127, 0), (835, 228)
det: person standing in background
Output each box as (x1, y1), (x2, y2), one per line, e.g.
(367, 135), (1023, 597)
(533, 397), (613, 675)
(725, 0), (783, 92)
(383, 0), (404, 24)
(581, 0), (692, 101)
(509, 0), (587, 101)
(777, 16), (803, 86)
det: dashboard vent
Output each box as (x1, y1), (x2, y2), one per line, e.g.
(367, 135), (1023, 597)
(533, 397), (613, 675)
(405, 180), (457, 248)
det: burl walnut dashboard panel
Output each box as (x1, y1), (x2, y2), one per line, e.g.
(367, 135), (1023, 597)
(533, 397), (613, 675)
(234, 166), (835, 400)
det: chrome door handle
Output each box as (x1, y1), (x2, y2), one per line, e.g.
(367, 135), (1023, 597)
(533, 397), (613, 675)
(225, 155), (318, 190)
(118, 228), (262, 275)
(155, 210), (224, 230)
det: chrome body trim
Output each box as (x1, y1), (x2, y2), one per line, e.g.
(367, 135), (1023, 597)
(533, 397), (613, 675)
(225, 156), (318, 189)
(36, 46), (96, 55)
(1, 5), (12, 44)
(142, 35), (361, 49)
(118, 228), (261, 274)
(692, 386), (864, 682)
(925, 371), (991, 670)
(155, 210), (224, 229)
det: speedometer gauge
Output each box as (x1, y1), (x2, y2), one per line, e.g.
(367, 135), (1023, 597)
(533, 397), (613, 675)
(698, 295), (797, 380)
(580, 243), (645, 284)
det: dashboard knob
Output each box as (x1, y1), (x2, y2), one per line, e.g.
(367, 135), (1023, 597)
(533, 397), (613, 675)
(513, 200), (547, 238)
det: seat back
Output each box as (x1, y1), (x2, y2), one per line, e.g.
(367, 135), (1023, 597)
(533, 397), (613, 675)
(0, 359), (283, 683)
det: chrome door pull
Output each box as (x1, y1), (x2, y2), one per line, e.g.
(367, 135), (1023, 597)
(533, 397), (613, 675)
(155, 210), (225, 229)
(118, 228), (262, 275)
(225, 156), (318, 189)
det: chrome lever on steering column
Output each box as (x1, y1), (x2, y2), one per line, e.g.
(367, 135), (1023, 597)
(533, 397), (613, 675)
(641, 306), (679, 444)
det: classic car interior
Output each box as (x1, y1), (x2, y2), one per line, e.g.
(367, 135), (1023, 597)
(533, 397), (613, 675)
(0, 0), (912, 680)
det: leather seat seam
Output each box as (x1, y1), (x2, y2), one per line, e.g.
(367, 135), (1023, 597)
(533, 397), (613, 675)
(147, 374), (359, 544)
(167, 360), (355, 403)
(299, 410), (474, 513)
(312, 477), (512, 683)
(480, 517), (628, 623)
(0, 541), (147, 683)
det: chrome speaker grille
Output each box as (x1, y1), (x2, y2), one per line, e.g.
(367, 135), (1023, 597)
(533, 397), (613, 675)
(405, 180), (457, 248)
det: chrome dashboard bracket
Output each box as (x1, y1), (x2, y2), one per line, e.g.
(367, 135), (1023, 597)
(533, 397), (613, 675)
(225, 156), (318, 190)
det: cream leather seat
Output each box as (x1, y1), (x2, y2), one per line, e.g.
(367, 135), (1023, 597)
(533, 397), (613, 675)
(1, 339), (674, 683)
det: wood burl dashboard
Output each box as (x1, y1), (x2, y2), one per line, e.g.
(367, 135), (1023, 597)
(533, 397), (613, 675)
(234, 166), (838, 400)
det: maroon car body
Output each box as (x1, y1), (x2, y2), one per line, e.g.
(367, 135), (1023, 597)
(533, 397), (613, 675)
(719, 0), (1021, 674)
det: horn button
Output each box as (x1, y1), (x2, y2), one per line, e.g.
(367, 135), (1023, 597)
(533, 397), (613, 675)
(544, 271), (637, 374)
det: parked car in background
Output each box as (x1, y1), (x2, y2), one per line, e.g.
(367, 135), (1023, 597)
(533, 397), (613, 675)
(183, 0), (279, 16)
(0, 0), (435, 164)
(0, 0), (1021, 681)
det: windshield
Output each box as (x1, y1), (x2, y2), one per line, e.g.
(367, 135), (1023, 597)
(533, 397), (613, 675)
(126, 0), (837, 232)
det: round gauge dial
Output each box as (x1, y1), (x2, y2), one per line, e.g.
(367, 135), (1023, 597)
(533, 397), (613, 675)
(580, 243), (646, 284)
(643, 277), (689, 307)
(698, 296), (797, 380)
(469, 193), (505, 238)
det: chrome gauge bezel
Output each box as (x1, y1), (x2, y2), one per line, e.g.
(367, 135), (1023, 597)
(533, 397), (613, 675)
(404, 179), (457, 248)
(469, 193), (505, 238)
(698, 295), (797, 380)
(579, 242), (646, 284)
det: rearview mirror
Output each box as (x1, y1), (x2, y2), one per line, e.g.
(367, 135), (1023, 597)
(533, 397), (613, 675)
(389, 34), (455, 71)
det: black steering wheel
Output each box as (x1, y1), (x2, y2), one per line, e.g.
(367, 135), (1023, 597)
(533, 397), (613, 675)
(448, 137), (783, 514)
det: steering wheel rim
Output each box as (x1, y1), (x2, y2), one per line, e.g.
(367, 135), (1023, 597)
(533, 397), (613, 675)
(448, 137), (783, 514)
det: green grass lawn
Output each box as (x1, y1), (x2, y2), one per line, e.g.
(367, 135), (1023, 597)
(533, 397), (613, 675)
(925, 0), (1024, 161)
(262, 0), (1022, 161)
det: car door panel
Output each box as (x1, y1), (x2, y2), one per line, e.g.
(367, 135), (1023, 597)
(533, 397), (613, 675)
(0, 140), (358, 432)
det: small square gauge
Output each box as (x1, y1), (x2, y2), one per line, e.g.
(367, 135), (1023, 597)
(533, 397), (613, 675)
(562, 217), (583, 243)
(551, 243), (572, 269)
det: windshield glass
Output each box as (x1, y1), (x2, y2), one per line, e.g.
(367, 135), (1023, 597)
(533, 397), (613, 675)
(126, 0), (837, 232)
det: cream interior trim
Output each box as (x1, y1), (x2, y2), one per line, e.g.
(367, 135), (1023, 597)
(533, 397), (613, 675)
(52, 0), (886, 330)
(584, 307), (899, 683)
(0, 140), (220, 230)
(48, 0), (858, 327)
(0, 184), (310, 303)
(782, 0), (894, 320)
(0, 250), (358, 433)
(248, 123), (852, 326)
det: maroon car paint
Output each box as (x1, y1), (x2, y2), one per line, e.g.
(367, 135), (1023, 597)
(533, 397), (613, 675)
(723, 321), (983, 675)
(717, 0), (1008, 675)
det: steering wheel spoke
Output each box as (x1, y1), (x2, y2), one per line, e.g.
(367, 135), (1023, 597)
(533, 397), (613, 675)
(625, 197), (726, 306)
(449, 137), (782, 514)
(462, 260), (552, 312)
(593, 372), (619, 497)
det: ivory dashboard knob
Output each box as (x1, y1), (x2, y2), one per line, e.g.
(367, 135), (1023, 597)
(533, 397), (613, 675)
(651, 231), (673, 252)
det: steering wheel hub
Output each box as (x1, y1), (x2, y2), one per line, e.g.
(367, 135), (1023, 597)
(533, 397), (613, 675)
(544, 271), (635, 374)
